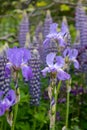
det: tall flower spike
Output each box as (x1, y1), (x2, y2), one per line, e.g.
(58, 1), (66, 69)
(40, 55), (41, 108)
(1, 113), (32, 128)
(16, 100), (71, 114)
(43, 10), (53, 40)
(75, 1), (87, 45)
(28, 49), (41, 105)
(0, 44), (11, 94)
(25, 32), (31, 48)
(18, 11), (29, 47)
(35, 21), (43, 44)
(73, 1), (87, 72)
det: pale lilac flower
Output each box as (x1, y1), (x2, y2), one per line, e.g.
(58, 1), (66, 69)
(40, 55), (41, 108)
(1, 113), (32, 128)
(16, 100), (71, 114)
(42, 53), (70, 80)
(5, 47), (33, 80)
(63, 48), (79, 69)
(43, 23), (66, 47)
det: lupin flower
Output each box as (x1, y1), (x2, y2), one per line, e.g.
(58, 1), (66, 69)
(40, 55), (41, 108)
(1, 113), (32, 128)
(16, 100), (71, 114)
(42, 53), (70, 80)
(0, 89), (16, 116)
(63, 48), (79, 69)
(43, 23), (66, 47)
(5, 47), (33, 80)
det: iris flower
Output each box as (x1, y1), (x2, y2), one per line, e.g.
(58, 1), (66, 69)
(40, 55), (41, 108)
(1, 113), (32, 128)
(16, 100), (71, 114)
(63, 48), (79, 69)
(43, 23), (66, 47)
(5, 47), (33, 80)
(42, 53), (70, 80)
(0, 90), (16, 116)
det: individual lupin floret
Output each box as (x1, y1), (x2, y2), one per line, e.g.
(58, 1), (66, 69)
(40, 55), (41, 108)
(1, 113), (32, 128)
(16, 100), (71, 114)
(43, 10), (53, 40)
(18, 11), (29, 47)
(28, 49), (41, 105)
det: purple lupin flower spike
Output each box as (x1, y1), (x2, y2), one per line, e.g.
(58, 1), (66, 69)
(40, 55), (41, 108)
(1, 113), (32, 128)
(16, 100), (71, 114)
(0, 44), (11, 94)
(35, 21), (43, 44)
(73, 1), (87, 72)
(43, 10), (53, 40)
(18, 11), (29, 47)
(28, 48), (41, 105)
(75, 1), (87, 45)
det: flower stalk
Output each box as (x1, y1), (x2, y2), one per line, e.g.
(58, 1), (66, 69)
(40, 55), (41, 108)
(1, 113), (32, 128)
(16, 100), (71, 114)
(49, 75), (61, 130)
(65, 80), (71, 130)
(11, 72), (20, 130)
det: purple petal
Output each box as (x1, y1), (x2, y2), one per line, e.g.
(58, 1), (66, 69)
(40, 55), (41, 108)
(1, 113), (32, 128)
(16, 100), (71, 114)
(6, 47), (23, 68)
(73, 60), (79, 69)
(43, 38), (50, 47)
(41, 67), (50, 77)
(21, 65), (33, 80)
(0, 102), (5, 116)
(69, 49), (78, 59)
(6, 90), (16, 105)
(50, 23), (58, 33)
(57, 69), (70, 80)
(5, 63), (12, 77)
(58, 37), (66, 47)
(4, 90), (16, 109)
(21, 48), (31, 63)
(63, 47), (71, 57)
(46, 53), (56, 67)
(56, 56), (65, 68)
(61, 22), (68, 36)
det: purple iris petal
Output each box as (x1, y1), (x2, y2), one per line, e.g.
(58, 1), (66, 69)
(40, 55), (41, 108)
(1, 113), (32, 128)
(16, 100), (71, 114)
(63, 47), (71, 57)
(5, 63), (12, 77)
(6, 47), (23, 68)
(21, 65), (33, 80)
(0, 102), (5, 116)
(46, 53), (56, 67)
(73, 60), (79, 69)
(69, 49), (78, 59)
(41, 67), (50, 77)
(43, 38), (50, 47)
(58, 37), (66, 47)
(56, 56), (65, 68)
(22, 48), (31, 63)
(57, 69), (70, 80)
(50, 23), (58, 33)
(4, 89), (16, 109)
(6, 90), (16, 105)
(61, 22), (68, 36)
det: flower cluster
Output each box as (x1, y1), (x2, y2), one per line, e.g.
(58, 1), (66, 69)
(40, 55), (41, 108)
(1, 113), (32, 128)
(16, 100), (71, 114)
(43, 22), (69, 48)
(5, 47), (33, 81)
(42, 52), (70, 80)
(42, 48), (79, 80)
(0, 89), (16, 116)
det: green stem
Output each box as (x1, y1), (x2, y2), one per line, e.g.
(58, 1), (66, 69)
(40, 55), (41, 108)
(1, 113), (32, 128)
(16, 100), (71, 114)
(51, 81), (62, 130)
(11, 72), (19, 130)
(1, 119), (3, 130)
(33, 107), (37, 130)
(11, 103), (18, 130)
(65, 81), (70, 130)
